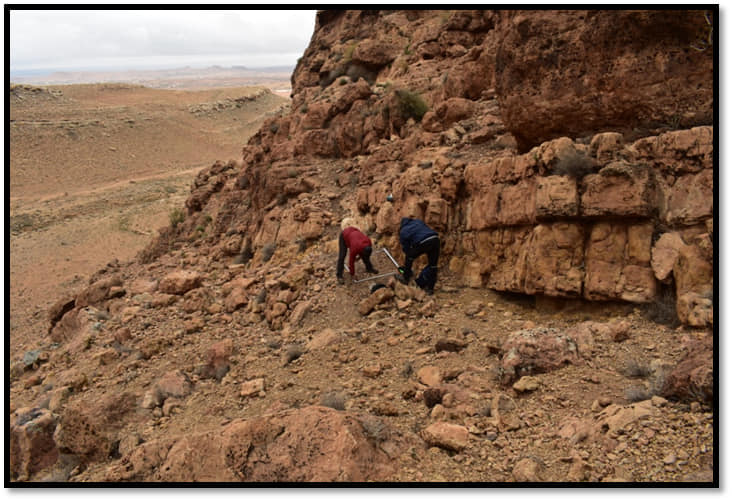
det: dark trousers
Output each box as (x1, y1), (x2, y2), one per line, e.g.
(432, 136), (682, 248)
(336, 233), (376, 278)
(403, 236), (440, 290)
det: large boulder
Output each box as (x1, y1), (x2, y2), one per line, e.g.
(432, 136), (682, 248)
(500, 327), (581, 383)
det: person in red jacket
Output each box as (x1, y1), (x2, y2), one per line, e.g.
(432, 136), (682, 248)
(336, 226), (378, 283)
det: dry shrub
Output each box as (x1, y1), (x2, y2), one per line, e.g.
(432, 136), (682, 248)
(622, 358), (654, 379)
(644, 283), (680, 327)
(395, 89), (429, 122)
(320, 391), (347, 411)
(554, 149), (597, 179)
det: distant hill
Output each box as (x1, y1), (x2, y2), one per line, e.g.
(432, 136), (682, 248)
(10, 65), (295, 91)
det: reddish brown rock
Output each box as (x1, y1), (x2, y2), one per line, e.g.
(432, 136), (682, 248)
(224, 287), (249, 313)
(580, 162), (656, 217)
(651, 232), (685, 281)
(590, 132), (625, 163)
(203, 339), (234, 380)
(10, 409), (59, 481)
(156, 370), (193, 399)
(495, 10), (713, 151)
(307, 328), (342, 351)
(500, 327), (580, 383)
(158, 271), (203, 295)
(661, 334), (713, 404)
(240, 378), (265, 398)
(536, 176), (578, 218)
(107, 406), (402, 482)
(53, 393), (138, 463)
(358, 287), (394, 316)
(417, 366), (443, 387)
(75, 276), (124, 308)
(584, 222), (656, 303)
(512, 457), (545, 482)
(421, 422), (469, 452)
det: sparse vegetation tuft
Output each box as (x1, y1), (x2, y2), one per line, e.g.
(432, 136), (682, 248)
(625, 386), (652, 402)
(320, 391), (347, 411)
(395, 89), (429, 122)
(553, 149), (598, 178)
(169, 208), (185, 228)
(622, 358), (654, 379)
(644, 283), (680, 327)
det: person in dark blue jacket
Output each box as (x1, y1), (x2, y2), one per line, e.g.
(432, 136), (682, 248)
(398, 217), (440, 294)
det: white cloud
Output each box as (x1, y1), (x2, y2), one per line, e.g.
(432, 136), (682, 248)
(9, 9), (316, 71)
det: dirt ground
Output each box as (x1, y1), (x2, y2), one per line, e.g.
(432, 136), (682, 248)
(8, 81), (287, 358)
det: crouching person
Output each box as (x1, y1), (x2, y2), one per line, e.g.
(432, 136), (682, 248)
(398, 217), (440, 295)
(336, 225), (378, 284)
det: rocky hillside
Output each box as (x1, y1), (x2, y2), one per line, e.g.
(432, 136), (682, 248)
(9, 10), (716, 483)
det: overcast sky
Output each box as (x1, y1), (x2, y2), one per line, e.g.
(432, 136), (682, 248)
(8, 9), (317, 73)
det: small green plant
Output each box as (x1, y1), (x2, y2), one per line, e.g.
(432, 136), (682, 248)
(169, 208), (185, 229)
(395, 89), (429, 122)
(339, 77), (348, 86)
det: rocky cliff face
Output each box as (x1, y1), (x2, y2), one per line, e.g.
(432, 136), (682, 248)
(162, 9), (713, 326)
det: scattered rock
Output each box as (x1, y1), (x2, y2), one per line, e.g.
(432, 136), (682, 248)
(435, 338), (467, 353)
(512, 376), (540, 393)
(307, 328), (341, 350)
(240, 378), (265, 398)
(423, 387), (445, 408)
(421, 422), (469, 452)
(156, 370), (193, 399)
(417, 366), (442, 387)
(358, 287), (394, 316)
(10, 408), (59, 481)
(500, 327), (580, 384)
(512, 457), (545, 482)
(158, 271), (203, 295)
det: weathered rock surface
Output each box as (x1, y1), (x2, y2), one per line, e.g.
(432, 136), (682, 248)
(500, 328), (581, 383)
(494, 10), (713, 151)
(105, 406), (404, 482)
